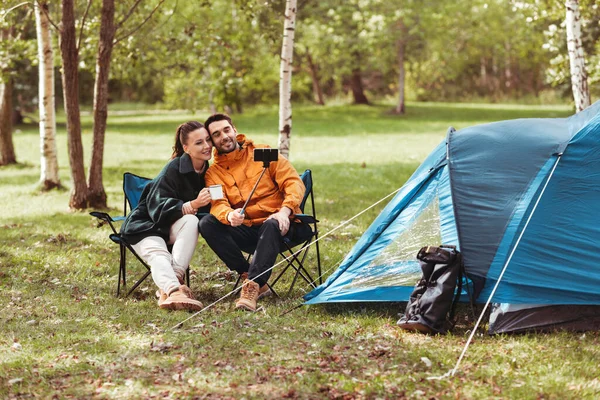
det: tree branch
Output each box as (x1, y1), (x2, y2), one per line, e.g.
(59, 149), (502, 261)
(35, 1), (61, 33)
(113, 0), (164, 46)
(1, 1), (30, 19)
(14, 7), (34, 40)
(116, 0), (143, 29)
(76, 0), (93, 52)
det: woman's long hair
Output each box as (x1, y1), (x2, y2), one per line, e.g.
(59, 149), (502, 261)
(171, 121), (204, 159)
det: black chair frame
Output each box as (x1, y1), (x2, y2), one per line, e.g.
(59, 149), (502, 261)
(91, 172), (190, 297)
(270, 169), (322, 295)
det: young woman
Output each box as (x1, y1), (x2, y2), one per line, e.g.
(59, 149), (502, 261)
(120, 121), (212, 311)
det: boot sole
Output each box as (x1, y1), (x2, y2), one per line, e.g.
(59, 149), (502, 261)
(235, 301), (256, 312)
(160, 300), (203, 312)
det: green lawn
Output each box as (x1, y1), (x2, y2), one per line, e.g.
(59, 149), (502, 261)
(2, 102), (599, 399)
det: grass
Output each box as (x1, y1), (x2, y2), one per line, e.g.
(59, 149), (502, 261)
(2, 101), (599, 399)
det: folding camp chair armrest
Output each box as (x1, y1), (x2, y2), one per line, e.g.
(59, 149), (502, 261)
(90, 211), (114, 223)
(294, 214), (318, 224)
(90, 211), (121, 235)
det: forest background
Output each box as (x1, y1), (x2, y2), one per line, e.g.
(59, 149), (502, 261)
(3, 0), (599, 210)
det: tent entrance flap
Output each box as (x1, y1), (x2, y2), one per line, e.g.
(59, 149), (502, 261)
(305, 163), (458, 304)
(346, 195), (442, 290)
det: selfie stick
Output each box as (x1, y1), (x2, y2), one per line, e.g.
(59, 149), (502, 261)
(240, 149), (279, 215)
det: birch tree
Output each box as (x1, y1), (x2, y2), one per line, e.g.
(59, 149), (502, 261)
(565, 0), (591, 112)
(35, 0), (61, 190)
(278, 0), (297, 159)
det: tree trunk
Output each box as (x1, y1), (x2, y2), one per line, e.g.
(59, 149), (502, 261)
(35, 1), (61, 190)
(278, 0), (297, 159)
(305, 49), (324, 105)
(480, 56), (488, 91)
(349, 51), (369, 105)
(395, 21), (407, 114)
(350, 67), (369, 105)
(60, 0), (88, 209)
(0, 78), (17, 166)
(566, 0), (591, 112)
(88, 0), (116, 209)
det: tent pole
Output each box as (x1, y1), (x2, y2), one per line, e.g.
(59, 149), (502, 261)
(448, 153), (563, 377)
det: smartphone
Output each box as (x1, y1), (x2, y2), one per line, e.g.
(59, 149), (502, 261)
(254, 148), (279, 164)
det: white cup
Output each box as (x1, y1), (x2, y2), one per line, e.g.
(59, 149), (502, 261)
(208, 184), (224, 200)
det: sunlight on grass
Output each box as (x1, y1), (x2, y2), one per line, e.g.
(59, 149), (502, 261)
(3, 102), (598, 399)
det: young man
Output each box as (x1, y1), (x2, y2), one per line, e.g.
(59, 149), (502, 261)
(199, 113), (306, 311)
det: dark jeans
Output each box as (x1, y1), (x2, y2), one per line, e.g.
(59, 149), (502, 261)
(199, 215), (283, 287)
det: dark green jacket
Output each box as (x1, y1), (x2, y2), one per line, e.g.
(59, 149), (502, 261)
(120, 153), (209, 245)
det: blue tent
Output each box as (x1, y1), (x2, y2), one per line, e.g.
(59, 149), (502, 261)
(305, 102), (600, 308)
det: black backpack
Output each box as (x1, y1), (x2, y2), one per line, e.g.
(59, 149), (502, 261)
(397, 245), (466, 335)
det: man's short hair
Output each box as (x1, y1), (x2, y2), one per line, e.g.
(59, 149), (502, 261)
(204, 113), (233, 134)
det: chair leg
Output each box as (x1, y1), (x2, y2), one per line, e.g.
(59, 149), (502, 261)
(124, 243), (153, 297)
(185, 267), (190, 287)
(283, 244), (317, 287)
(314, 232), (323, 285)
(127, 270), (152, 297)
(117, 244), (127, 297)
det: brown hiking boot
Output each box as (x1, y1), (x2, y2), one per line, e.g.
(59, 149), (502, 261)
(235, 279), (260, 312)
(156, 289), (168, 307)
(160, 285), (203, 311)
(239, 272), (271, 299)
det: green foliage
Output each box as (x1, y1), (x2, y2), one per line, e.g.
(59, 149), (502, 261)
(538, 0), (600, 97)
(3, 0), (599, 125)
(4, 103), (599, 398)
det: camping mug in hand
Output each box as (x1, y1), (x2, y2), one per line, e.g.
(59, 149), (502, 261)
(208, 184), (224, 200)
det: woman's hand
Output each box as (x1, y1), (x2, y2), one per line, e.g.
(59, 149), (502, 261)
(182, 201), (197, 215)
(192, 187), (212, 208)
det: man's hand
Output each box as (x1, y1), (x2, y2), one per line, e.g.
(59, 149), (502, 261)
(267, 207), (292, 236)
(227, 208), (245, 227)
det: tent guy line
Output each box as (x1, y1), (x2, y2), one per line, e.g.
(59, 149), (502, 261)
(169, 185), (403, 331)
(445, 152), (563, 378)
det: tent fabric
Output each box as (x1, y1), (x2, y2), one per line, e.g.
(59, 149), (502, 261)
(484, 110), (600, 304)
(489, 303), (600, 334)
(304, 140), (451, 303)
(305, 101), (600, 307)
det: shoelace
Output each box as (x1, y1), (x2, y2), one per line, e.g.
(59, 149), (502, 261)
(242, 283), (258, 299)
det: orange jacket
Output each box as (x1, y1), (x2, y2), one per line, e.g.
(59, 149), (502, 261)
(205, 135), (305, 226)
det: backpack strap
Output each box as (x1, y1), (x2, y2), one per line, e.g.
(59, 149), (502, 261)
(448, 253), (464, 323)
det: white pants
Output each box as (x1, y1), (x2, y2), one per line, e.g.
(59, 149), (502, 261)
(131, 215), (199, 295)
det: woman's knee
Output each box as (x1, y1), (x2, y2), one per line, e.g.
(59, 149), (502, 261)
(171, 214), (200, 239)
(179, 214), (200, 229)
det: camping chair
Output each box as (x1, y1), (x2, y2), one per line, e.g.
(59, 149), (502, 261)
(90, 172), (191, 297)
(269, 169), (322, 295)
